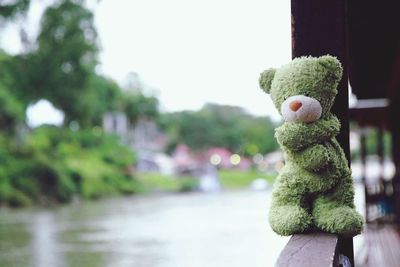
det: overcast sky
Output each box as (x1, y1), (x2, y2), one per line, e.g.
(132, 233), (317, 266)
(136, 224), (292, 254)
(2, 0), (291, 121)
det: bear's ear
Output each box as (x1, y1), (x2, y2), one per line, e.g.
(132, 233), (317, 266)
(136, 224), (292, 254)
(259, 68), (276, 94)
(318, 55), (343, 81)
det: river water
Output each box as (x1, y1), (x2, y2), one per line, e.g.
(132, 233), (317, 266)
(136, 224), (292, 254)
(0, 186), (366, 267)
(0, 190), (293, 267)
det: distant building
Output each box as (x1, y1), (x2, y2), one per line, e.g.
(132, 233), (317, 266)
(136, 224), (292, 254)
(103, 112), (129, 136)
(103, 113), (166, 152)
(103, 112), (169, 172)
(172, 144), (201, 175)
(206, 147), (252, 170)
(132, 119), (167, 153)
(206, 147), (232, 169)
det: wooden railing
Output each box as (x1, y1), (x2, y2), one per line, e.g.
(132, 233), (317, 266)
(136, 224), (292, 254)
(275, 233), (354, 267)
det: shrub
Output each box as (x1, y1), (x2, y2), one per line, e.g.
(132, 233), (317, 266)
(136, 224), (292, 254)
(0, 126), (138, 206)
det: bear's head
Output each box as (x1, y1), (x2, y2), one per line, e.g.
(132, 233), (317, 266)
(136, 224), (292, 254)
(259, 55), (342, 123)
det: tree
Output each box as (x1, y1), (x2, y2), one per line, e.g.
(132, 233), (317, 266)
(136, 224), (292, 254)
(123, 92), (159, 125)
(159, 103), (279, 155)
(0, 0), (30, 19)
(0, 51), (25, 132)
(0, 86), (24, 132)
(0, 0), (32, 130)
(78, 73), (123, 126)
(25, 0), (98, 125)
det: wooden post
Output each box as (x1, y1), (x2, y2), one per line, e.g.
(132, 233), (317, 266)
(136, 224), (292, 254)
(391, 119), (400, 227)
(291, 0), (349, 155)
(387, 50), (400, 228)
(291, 0), (354, 265)
(360, 132), (369, 222)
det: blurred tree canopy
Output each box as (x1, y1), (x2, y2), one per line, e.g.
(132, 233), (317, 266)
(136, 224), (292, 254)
(124, 92), (159, 125)
(2, 0), (159, 128)
(15, 0), (99, 125)
(158, 103), (279, 156)
(0, 0), (30, 19)
(0, 52), (25, 132)
(78, 74), (123, 126)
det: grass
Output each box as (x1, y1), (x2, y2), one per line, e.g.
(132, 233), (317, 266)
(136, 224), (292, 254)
(218, 169), (276, 189)
(136, 172), (198, 193)
(136, 169), (277, 193)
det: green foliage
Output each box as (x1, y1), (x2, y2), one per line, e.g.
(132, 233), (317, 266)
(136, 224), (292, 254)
(18, 0), (98, 125)
(218, 170), (275, 189)
(0, 126), (138, 206)
(77, 73), (124, 126)
(0, 52), (25, 131)
(77, 73), (160, 127)
(0, 0), (30, 19)
(0, 83), (24, 131)
(123, 92), (159, 124)
(159, 111), (213, 151)
(159, 103), (278, 155)
(136, 172), (198, 193)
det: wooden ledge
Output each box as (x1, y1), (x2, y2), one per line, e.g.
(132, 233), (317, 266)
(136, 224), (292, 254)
(275, 233), (353, 267)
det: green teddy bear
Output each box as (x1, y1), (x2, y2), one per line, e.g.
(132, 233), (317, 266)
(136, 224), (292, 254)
(259, 55), (363, 237)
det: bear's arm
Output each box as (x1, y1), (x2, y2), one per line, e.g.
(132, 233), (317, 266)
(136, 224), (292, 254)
(275, 114), (340, 151)
(287, 144), (331, 171)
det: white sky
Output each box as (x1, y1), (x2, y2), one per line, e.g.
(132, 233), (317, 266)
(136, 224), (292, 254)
(1, 0), (292, 122)
(26, 99), (64, 127)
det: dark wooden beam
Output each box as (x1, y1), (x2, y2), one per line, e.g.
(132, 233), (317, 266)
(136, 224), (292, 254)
(291, 0), (349, 158)
(388, 47), (400, 228)
(290, 0), (354, 265)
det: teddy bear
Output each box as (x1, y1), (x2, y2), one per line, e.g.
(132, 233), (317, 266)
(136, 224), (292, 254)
(259, 55), (363, 236)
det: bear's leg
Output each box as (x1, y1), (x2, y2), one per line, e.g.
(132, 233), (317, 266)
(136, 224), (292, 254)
(312, 176), (363, 236)
(269, 173), (312, 236)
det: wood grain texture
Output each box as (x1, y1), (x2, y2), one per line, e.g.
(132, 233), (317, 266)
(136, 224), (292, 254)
(358, 225), (400, 267)
(275, 233), (339, 267)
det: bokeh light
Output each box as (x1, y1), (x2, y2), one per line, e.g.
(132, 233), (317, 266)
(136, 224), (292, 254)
(210, 154), (222, 165)
(230, 154), (241, 165)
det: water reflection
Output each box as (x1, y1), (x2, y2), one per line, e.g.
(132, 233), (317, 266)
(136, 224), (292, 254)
(32, 212), (60, 267)
(0, 191), (289, 267)
(0, 212), (32, 267)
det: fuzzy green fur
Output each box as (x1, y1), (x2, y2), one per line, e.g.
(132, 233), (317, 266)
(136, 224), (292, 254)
(260, 56), (363, 237)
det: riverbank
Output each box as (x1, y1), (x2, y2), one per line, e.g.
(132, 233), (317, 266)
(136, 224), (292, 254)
(1, 141), (277, 209)
(0, 127), (140, 207)
(136, 170), (276, 193)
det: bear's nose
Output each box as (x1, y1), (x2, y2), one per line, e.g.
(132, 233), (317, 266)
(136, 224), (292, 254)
(289, 100), (302, 112)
